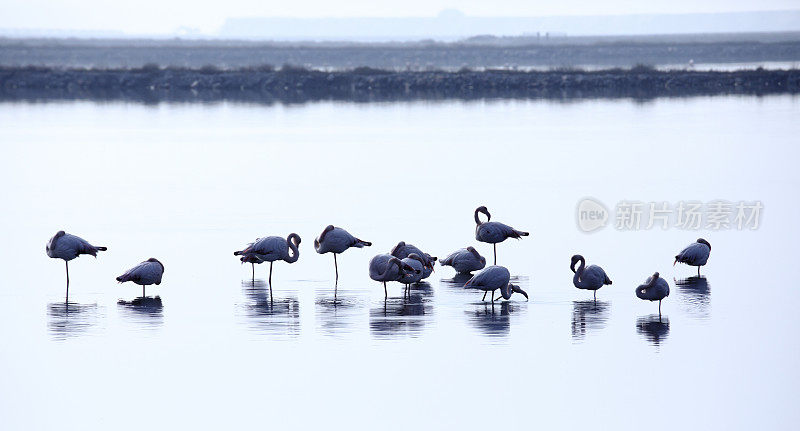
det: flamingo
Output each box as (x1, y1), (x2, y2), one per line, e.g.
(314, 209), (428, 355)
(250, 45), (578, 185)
(570, 254), (612, 300)
(368, 253), (417, 298)
(674, 238), (711, 275)
(116, 258), (164, 298)
(234, 233), (301, 302)
(636, 272), (670, 315)
(390, 241), (437, 280)
(314, 225), (371, 281)
(398, 253), (426, 295)
(464, 265), (528, 302)
(473, 206), (528, 265)
(440, 246), (486, 274)
(46, 230), (107, 297)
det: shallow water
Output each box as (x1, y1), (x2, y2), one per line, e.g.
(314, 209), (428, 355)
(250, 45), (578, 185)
(1, 96), (799, 429)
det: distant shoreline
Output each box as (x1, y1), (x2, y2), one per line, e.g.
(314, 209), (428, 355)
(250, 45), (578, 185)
(1, 66), (798, 104)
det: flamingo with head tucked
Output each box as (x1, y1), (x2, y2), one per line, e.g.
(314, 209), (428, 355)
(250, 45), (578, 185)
(440, 246), (486, 274)
(636, 272), (670, 315)
(234, 233), (301, 302)
(46, 230), (107, 297)
(390, 241), (437, 280)
(570, 254), (612, 300)
(473, 206), (528, 265)
(674, 238), (711, 275)
(314, 225), (371, 281)
(116, 258), (165, 298)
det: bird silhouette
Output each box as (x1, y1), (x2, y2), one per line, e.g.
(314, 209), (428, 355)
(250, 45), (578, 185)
(234, 233), (301, 302)
(473, 206), (528, 265)
(369, 253), (417, 298)
(440, 246), (486, 274)
(314, 225), (371, 282)
(636, 272), (670, 315)
(674, 238), (711, 275)
(46, 230), (107, 298)
(464, 265), (528, 302)
(390, 241), (437, 280)
(570, 254), (612, 300)
(116, 258), (164, 298)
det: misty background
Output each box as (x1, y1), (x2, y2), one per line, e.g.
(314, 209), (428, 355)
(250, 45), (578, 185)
(1, 2), (799, 40)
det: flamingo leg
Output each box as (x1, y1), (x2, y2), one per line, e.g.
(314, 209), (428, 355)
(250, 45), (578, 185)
(593, 291), (596, 301)
(269, 262), (274, 303)
(491, 290), (495, 302)
(334, 254), (339, 281)
(493, 244), (497, 265)
(482, 291), (487, 301)
(697, 266), (700, 276)
(142, 285), (145, 298)
(251, 263), (255, 284)
(658, 300), (662, 316)
(65, 261), (70, 299)
(383, 281), (387, 298)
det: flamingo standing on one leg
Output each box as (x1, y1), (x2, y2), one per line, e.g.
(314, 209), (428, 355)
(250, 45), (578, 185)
(570, 254), (612, 300)
(674, 238), (711, 276)
(46, 230), (107, 299)
(636, 272), (670, 315)
(314, 225), (371, 282)
(473, 206), (528, 265)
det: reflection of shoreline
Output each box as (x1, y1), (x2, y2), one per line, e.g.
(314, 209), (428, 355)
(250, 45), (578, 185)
(4, 67), (797, 105)
(675, 276), (711, 319)
(636, 314), (670, 347)
(571, 300), (610, 341)
(48, 301), (103, 340)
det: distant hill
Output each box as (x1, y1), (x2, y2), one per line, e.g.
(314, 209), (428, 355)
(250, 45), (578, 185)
(219, 9), (800, 41)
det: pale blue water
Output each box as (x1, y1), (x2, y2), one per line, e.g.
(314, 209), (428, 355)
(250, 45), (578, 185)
(0, 96), (798, 430)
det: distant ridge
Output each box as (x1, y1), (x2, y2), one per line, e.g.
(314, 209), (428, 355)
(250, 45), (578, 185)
(220, 9), (800, 41)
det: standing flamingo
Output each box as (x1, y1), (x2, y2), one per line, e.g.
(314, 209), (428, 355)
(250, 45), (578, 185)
(464, 265), (528, 302)
(636, 272), (670, 315)
(473, 206), (528, 265)
(369, 254), (416, 298)
(674, 238), (711, 275)
(234, 233), (301, 302)
(116, 258), (164, 298)
(46, 230), (107, 298)
(314, 225), (371, 281)
(440, 246), (486, 274)
(570, 254), (612, 300)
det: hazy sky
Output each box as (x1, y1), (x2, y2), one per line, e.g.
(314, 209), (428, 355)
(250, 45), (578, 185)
(1, 1), (797, 34)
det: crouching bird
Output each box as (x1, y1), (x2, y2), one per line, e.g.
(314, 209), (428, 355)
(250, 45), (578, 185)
(116, 258), (165, 298)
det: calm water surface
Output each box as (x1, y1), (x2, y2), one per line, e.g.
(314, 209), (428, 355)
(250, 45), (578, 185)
(1, 96), (799, 429)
